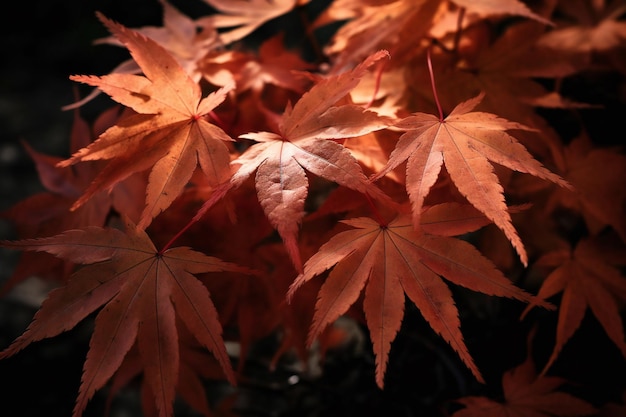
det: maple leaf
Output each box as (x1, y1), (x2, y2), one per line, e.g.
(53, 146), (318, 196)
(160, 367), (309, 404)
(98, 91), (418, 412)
(319, 0), (443, 70)
(371, 92), (572, 266)
(196, 50), (395, 271)
(63, 0), (222, 110)
(319, 0), (551, 72)
(287, 212), (553, 388)
(545, 134), (626, 242)
(57, 13), (235, 230)
(521, 236), (626, 376)
(96, 0), (221, 83)
(451, 0), (553, 26)
(406, 20), (588, 132)
(148, 180), (294, 374)
(235, 33), (316, 95)
(0, 217), (253, 417)
(537, 0), (626, 55)
(452, 336), (598, 417)
(200, 0), (304, 45)
(105, 327), (229, 417)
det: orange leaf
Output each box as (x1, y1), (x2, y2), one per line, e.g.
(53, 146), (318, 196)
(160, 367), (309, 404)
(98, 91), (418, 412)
(372, 92), (571, 266)
(288, 213), (553, 388)
(58, 13), (235, 229)
(319, 0), (442, 70)
(235, 33), (316, 95)
(452, 0), (553, 26)
(0, 217), (252, 417)
(547, 134), (626, 241)
(522, 236), (626, 376)
(453, 344), (597, 417)
(197, 50), (395, 271)
(201, 0), (303, 45)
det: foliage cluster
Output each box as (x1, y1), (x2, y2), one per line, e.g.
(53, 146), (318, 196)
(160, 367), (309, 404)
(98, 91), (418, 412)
(1, 0), (626, 416)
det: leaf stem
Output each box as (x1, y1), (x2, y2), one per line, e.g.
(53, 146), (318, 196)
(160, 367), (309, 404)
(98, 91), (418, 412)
(365, 58), (387, 109)
(208, 110), (228, 131)
(427, 46), (445, 122)
(160, 182), (233, 254)
(364, 193), (387, 227)
(159, 221), (194, 255)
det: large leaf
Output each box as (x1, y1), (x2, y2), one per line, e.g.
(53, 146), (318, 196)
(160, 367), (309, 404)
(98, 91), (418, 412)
(0, 217), (252, 417)
(58, 13), (235, 229)
(288, 212), (553, 388)
(196, 50), (395, 271)
(372, 92), (571, 265)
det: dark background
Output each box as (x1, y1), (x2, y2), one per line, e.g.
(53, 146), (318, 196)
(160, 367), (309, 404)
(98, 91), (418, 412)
(1, 1), (625, 417)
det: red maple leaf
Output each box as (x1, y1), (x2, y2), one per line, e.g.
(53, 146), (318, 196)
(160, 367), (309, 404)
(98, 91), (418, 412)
(0, 217), (253, 417)
(104, 325), (229, 417)
(200, 0), (305, 45)
(99, 0), (221, 80)
(58, 13), (236, 230)
(0, 106), (146, 293)
(453, 333), (597, 417)
(63, 0), (222, 110)
(195, 50), (395, 271)
(371, 92), (572, 266)
(546, 134), (626, 242)
(287, 208), (553, 388)
(521, 236), (626, 376)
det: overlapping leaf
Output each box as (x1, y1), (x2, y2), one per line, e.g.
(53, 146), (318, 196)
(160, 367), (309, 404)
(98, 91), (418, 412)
(196, 50), (394, 271)
(371, 92), (572, 266)
(0, 107), (145, 293)
(317, 0), (552, 71)
(64, 0), (222, 110)
(545, 134), (626, 242)
(1, 0), (625, 413)
(521, 237), (626, 376)
(58, 13), (235, 229)
(288, 211), (553, 388)
(0, 217), (252, 417)
(317, 0), (442, 70)
(96, 0), (222, 83)
(201, 0), (304, 45)
(453, 340), (597, 417)
(452, 0), (553, 25)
